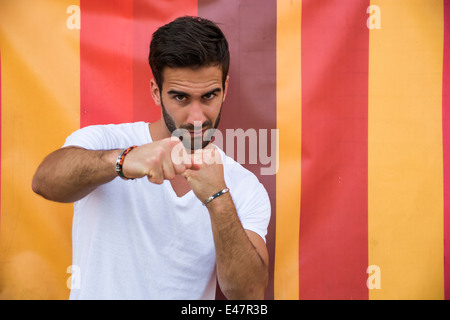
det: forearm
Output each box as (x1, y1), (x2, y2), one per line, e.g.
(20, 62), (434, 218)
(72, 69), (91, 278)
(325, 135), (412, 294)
(207, 194), (268, 300)
(32, 147), (120, 203)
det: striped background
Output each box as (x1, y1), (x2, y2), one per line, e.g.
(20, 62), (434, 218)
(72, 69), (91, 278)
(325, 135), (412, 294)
(0, 0), (448, 299)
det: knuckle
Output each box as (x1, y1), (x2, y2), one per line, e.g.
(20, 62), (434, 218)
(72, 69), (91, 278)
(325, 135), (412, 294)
(146, 157), (157, 168)
(165, 172), (176, 180)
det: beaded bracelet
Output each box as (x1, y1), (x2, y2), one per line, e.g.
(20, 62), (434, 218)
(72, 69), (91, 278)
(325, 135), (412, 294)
(203, 187), (230, 206)
(115, 145), (138, 180)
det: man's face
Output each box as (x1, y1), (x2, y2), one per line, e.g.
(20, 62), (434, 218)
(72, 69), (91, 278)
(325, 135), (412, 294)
(152, 66), (228, 150)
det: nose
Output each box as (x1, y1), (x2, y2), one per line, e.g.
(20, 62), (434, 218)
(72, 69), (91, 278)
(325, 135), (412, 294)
(186, 100), (207, 126)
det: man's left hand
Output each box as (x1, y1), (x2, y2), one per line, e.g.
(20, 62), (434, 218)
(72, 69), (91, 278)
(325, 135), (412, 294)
(183, 145), (227, 204)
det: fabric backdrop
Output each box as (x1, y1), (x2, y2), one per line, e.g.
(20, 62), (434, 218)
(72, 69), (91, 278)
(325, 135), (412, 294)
(0, 0), (449, 300)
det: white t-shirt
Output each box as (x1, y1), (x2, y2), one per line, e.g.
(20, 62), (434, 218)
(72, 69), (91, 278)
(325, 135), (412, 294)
(63, 122), (271, 300)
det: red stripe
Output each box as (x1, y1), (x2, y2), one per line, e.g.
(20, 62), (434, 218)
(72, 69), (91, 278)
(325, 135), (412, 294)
(198, 0), (277, 300)
(80, 0), (134, 127)
(299, 0), (369, 299)
(443, 0), (450, 301)
(80, 0), (198, 127)
(132, 0), (197, 123)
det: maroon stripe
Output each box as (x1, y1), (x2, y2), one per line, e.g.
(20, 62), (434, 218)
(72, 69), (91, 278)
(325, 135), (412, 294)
(198, 0), (277, 300)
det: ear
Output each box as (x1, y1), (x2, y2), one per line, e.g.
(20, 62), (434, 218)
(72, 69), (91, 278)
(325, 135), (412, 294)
(150, 78), (161, 106)
(222, 75), (230, 102)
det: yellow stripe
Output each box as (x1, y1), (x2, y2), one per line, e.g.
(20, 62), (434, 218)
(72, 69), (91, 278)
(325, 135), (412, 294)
(274, 0), (302, 300)
(0, 0), (79, 299)
(368, 0), (444, 299)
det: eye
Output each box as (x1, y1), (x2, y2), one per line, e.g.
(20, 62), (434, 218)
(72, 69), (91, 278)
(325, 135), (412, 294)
(203, 92), (217, 100)
(174, 95), (187, 102)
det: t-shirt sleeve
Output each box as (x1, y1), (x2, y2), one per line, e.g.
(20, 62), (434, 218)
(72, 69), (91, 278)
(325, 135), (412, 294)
(227, 167), (271, 244)
(62, 123), (143, 150)
(62, 125), (109, 150)
(235, 181), (271, 243)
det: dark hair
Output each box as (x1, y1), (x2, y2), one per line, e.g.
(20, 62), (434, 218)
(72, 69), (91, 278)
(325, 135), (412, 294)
(148, 16), (230, 90)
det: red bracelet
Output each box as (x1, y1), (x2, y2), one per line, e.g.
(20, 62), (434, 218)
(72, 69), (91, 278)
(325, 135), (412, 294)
(115, 146), (138, 180)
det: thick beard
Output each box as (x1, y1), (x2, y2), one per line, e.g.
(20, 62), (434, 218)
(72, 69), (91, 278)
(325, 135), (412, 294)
(161, 97), (222, 151)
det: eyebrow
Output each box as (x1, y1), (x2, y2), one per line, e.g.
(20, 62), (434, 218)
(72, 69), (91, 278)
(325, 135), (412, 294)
(167, 87), (222, 97)
(203, 88), (222, 96)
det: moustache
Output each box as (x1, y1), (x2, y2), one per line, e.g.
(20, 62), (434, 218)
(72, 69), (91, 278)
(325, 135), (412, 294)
(179, 120), (213, 131)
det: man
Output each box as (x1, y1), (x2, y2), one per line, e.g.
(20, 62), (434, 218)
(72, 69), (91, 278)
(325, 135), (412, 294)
(32, 16), (270, 300)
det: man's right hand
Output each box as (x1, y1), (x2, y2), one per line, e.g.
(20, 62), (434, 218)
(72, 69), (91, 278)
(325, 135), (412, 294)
(32, 137), (193, 203)
(121, 137), (193, 184)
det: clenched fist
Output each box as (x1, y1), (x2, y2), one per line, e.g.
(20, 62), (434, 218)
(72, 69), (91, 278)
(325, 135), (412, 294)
(183, 145), (227, 204)
(121, 137), (193, 184)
